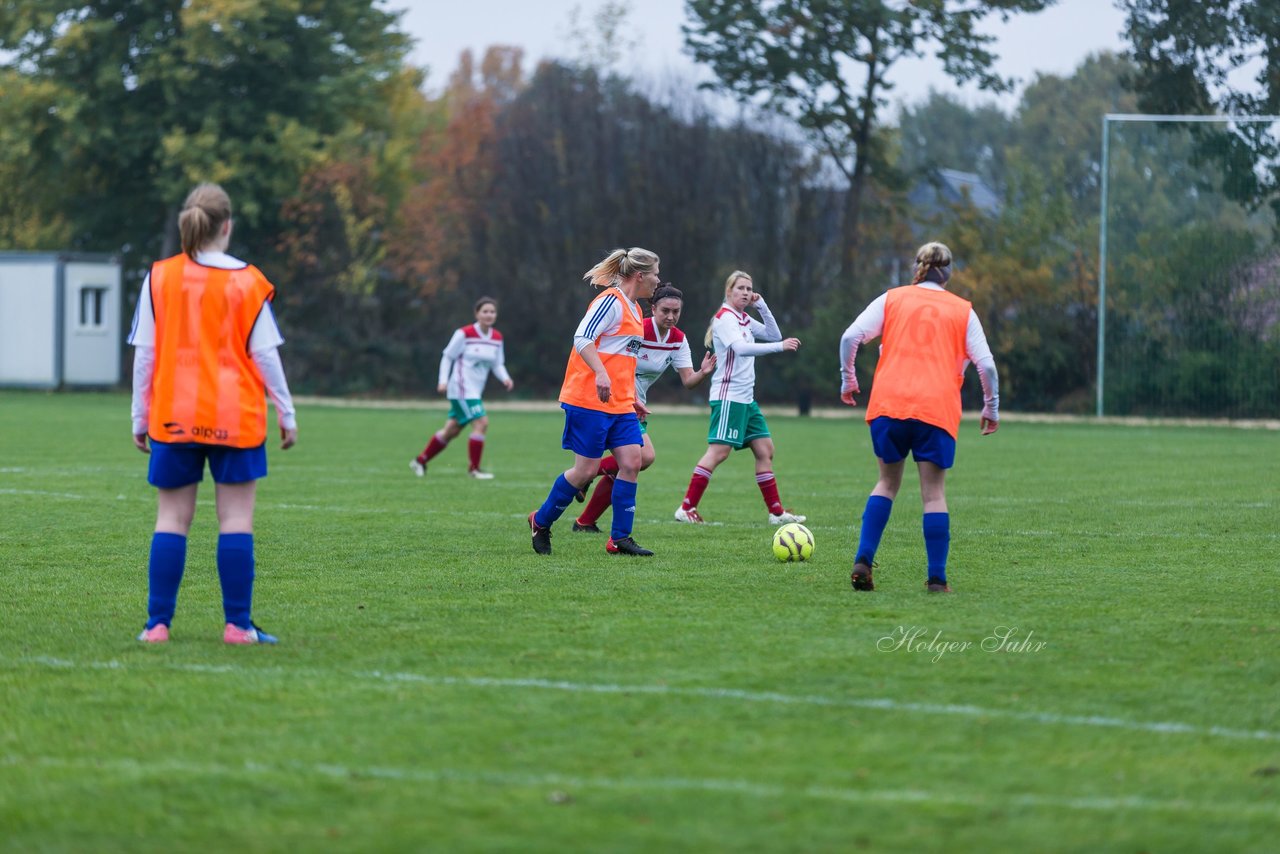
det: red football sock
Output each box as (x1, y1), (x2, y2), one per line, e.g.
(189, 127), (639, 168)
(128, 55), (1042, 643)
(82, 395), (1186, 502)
(756, 471), (783, 515)
(418, 432), (448, 464)
(468, 435), (484, 470)
(682, 466), (713, 510)
(578, 476), (615, 526)
(578, 457), (619, 523)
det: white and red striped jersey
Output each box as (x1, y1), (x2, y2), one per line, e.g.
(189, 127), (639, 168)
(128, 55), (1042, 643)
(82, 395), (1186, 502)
(634, 317), (693, 406)
(439, 324), (511, 400)
(708, 298), (784, 403)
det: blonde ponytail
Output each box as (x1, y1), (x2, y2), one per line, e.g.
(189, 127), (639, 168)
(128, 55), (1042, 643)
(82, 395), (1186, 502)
(178, 183), (232, 259)
(583, 247), (659, 289)
(910, 241), (952, 285)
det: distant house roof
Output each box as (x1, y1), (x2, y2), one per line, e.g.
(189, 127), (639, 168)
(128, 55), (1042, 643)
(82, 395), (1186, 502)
(908, 168), (1002, 215)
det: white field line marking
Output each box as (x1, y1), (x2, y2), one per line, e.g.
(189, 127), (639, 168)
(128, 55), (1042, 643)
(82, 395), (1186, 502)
(291, 394), (1280, 429)
(8, 484), (1270, 520)
(15, 655), (1280, 743)
(1, 754), (1276, 818)
(962, 527), (1280, 541)
(0, 488), (102, 501)
(977, 495), (1275, 508)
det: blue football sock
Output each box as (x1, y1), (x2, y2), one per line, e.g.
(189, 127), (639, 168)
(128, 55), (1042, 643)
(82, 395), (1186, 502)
(146, 532), (188, 629)
(217, 533), (255, 630)
(610, 477), (638, 540)
(535, 474), (581, 529)
(923, 512), (950, 582)
(854, 495), (893, 566)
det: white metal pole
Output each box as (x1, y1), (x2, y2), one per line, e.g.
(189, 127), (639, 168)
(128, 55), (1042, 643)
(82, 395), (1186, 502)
(1097, 116), (1110, 418)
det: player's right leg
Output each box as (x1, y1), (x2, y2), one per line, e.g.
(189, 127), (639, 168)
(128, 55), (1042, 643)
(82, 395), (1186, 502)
(677, 411), (735, 523)
(209, 447), (279, 643)
(412, 417), (463, 476)
(917, 458), (951, 592)
(139, 443), (202, 642)
(531, 406), (608, 554)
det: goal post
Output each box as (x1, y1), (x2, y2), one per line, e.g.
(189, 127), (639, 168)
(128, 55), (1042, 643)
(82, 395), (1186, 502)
(1100, 113), (1280, 419)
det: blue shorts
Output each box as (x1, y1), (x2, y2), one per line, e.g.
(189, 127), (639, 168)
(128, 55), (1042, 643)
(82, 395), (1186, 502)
(560, 404), (642, 458)
(148, 441), (268, 489)
(869, 417), (956, 469)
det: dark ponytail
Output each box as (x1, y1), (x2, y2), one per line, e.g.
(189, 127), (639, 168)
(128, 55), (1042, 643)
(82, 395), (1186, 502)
(650, 283), (683, 305)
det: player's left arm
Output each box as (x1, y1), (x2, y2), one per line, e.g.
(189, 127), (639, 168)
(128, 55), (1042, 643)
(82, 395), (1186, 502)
(965, 309), (1000, 435)
(247, 300), (297, 448)
(493, 338), (514, 390)
(747, 294), (782, 342)
(251, 346), (298, 448)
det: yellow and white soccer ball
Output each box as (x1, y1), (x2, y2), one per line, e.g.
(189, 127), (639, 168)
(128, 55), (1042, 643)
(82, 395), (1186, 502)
(772, 522), (814, 562)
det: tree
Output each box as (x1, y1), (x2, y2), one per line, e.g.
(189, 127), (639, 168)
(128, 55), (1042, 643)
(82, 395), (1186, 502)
(682, 0), (1054, 273)
(893, 54), (1139, 412)
(0, 1), (411, 270)
(387, 46), (526, 297)
(894, 91), (1012, 193)
(270, 65), (439, 395)
(0, 68), (73, 248)
(1120, 0), (1280, 215)
(383, 56), (844, 400)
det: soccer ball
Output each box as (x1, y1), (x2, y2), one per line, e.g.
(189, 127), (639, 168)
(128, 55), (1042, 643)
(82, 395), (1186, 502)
(772, 522), (814, 562)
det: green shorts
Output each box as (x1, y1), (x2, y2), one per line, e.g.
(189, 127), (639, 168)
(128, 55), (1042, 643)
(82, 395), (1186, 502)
(448, 399), (486, 426)
(707, 400), (770, 449)
(638, 419), (648, 436)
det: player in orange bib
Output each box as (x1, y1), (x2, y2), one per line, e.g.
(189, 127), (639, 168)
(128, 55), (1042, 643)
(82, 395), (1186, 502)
(571, 284), (717, 533)
(529, 247), (660, 557)
(839, 242), (999, 593)
(128, 183), (297, 644)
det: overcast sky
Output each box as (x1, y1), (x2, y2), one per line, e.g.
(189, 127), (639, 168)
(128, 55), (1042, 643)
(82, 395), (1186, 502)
(389, 0), (1129, 108)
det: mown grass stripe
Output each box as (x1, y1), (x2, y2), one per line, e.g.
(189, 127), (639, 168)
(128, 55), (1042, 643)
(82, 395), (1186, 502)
(3, 755), (1276, 819)
(12, 655), (1279, 742)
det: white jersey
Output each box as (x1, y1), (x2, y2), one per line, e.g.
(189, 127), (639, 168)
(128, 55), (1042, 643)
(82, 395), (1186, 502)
(634, 317), (693, 406)
(708, 298), (783, 403)
(439, 324), (511, 400)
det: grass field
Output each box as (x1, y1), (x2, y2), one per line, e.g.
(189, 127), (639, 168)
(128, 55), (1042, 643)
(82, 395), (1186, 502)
(1, 389), (1277, 852)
